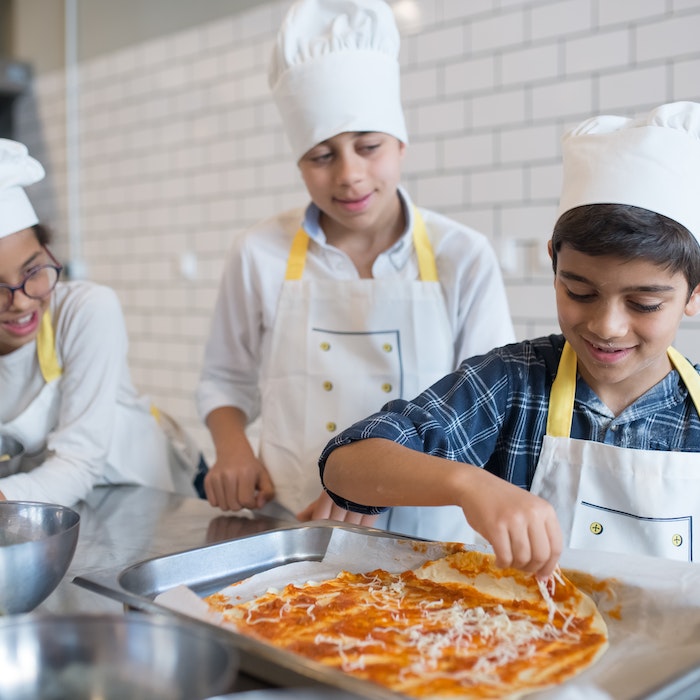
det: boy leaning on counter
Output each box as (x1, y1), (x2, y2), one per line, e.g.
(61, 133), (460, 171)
(196, 0), (514, 542)
(320, 101), (700, 578)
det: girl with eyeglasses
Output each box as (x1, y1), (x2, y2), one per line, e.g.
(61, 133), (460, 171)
(0, 139), (202, 506)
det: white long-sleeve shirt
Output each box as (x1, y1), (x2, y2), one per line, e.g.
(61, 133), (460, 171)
(0, 281), (182, 506)
(197, 189), (515, 424)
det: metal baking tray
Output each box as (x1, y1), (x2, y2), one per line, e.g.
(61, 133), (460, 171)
(75, 523), (404, 698)
(74, 522), (700, 700)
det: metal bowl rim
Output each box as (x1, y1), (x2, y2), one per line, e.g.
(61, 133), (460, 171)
(0, 612), (240, 695)
(0, 611), (241, 659)
(0, 501), (80, 547)
(0, 611), (229, 634)
(0, 500), (80, 523)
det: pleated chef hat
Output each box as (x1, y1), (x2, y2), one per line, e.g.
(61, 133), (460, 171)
(557, 101), (700, 242)
(269, 0), (408, 162)
(0, 138), (45, 240)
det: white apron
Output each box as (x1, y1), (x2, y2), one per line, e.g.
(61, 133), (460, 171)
(2, 309), (195, 495)
(259, 209), (474, 542)
(530, 342), (700, 562)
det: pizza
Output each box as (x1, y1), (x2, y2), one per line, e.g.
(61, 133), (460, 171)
(205, 549), (608, 699)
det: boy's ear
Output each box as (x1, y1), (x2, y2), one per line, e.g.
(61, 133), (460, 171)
(685, 283), (700, 317)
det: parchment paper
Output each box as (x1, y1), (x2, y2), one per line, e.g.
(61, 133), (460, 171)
(156, 530), (700, 700)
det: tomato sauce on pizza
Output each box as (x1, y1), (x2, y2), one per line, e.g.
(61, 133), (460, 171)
(206, 549), (608, 699)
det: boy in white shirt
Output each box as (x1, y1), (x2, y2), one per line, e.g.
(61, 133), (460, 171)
(197, 0), (514, 542)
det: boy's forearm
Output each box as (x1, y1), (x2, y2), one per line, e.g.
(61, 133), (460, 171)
(323, 438), (473, 509)
(324, 438), (563, 578)
(205, 406), (255, 461)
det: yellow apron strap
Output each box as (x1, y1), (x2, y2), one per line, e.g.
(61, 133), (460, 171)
(284, 229), (311, 281)
(546, 341), (577, 438)
(284, 207), (438, 282)
(547, 344), (700, 438)
(36, 310), (63, 383)
(667, 346), (700, 420)
(411, 208), (438, 282)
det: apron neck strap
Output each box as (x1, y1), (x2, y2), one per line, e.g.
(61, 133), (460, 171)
(285, 226), (310, 281)
(412, 209), (438, 282)
(284, 207), (438, 282)
(546, 341), (578, 437)
(667, 346), (700, 420)
(547, 341), (700, 437)
(36, 309), (62, 383)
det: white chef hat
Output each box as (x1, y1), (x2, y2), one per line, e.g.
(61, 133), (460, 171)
(557, 101), (700, 242)
(0, 138), (45, 240)
(269, 0), (408, 162)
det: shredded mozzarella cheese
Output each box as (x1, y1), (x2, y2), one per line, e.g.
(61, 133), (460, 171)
(219, 556), (605, 698)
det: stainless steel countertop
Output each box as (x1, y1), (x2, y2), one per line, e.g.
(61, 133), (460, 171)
(32, 486), (700, 700)
(36, 485), (298, 692)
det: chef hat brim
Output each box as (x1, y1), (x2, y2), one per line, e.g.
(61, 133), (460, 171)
(557, 102), (700, 242)
(0, 139), (44, 239)
(0, 187), (40, 239)
(273, 49), (407, 161)
(269, 0), (408, 161)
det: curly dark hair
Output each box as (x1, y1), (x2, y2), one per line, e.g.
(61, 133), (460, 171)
(551, 204), (700, 297)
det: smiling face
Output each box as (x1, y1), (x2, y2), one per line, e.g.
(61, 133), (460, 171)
(551, 242), (700, 413)
(297, 131), (405, 243)
(0, 227), (53, 355)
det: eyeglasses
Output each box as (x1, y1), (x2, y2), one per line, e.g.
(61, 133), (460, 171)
(0, 248), (63, 313)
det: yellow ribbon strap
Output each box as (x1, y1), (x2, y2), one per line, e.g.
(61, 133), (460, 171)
(284, 207), (438, 282)
(36, 310), (63, 383)
(667, 346), (700, 420)
(547, 343), (700, 438)
(412, 209), (438, 282)
(546, 341), (577, 438)
(284, 228), (311, 281)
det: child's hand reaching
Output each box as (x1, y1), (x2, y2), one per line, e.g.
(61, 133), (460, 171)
(458, 468), (563, 579)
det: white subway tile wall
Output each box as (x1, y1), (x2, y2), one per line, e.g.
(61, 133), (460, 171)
(14, 0), (700, 459)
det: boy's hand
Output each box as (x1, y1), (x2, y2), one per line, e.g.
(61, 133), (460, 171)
(204, 453), (275, 512)
(297, 490), (379, 527)
(460, 471), (563, 579)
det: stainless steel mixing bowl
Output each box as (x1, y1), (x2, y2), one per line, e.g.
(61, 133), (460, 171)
(0, 613), (240, 699)
(0, 435), (24, 478)
(0, 501), (80, 613)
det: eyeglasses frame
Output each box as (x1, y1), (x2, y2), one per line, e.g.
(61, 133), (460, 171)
(0, 246), (63, 313)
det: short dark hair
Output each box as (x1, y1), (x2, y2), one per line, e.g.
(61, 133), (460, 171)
(551, 204), (700, 295)
(32, 223), (52, 246)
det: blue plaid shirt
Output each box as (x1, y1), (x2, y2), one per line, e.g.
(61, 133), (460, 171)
(319, 334), (700, 514)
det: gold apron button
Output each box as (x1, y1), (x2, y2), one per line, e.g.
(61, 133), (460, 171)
(672, 534), (683, 547)
(320, 341), (331, 351)
(326, 422), (337, 432)
(381, 383), (392, 393)
(382, 343), (392, 352)
(323, 381), (333, 391)
(589, 522), (603, 535)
